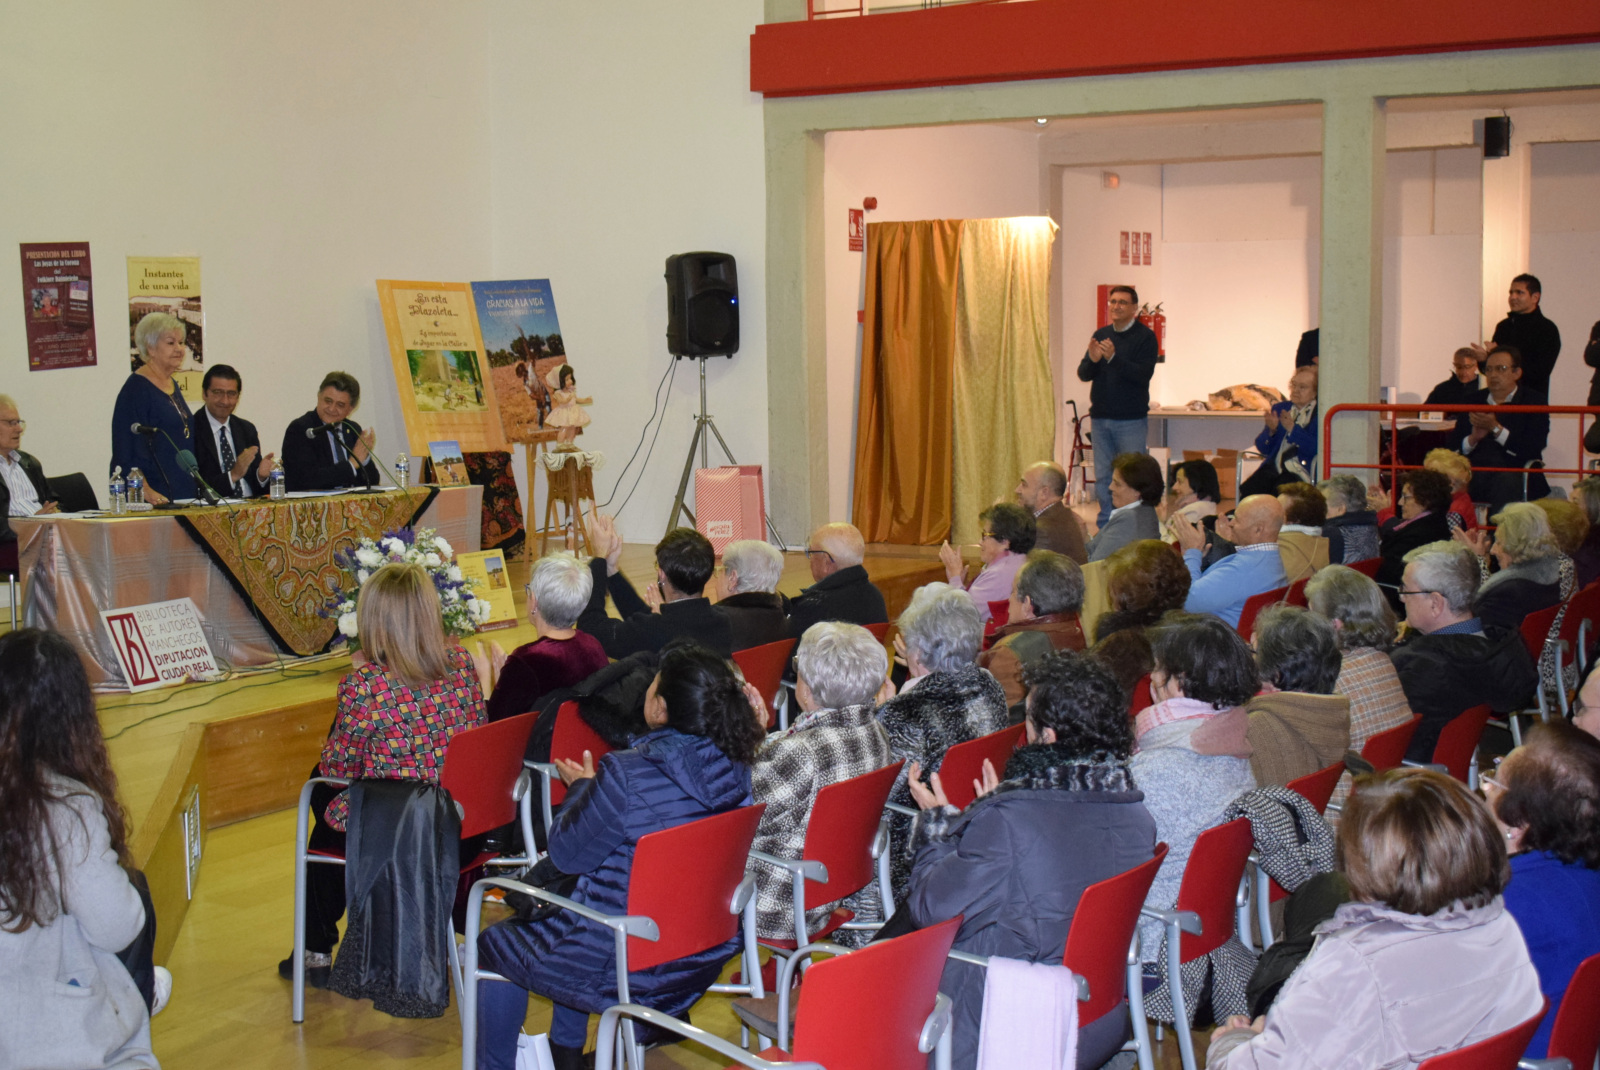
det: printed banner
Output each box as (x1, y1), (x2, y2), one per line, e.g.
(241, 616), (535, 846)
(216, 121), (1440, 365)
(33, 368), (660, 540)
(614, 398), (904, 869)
(455, 548), (517, 630)
(99, 597), (220, 692)
(127, 256), (204, 403)
(376, 279), (507, 455)
(469, 279), (572, 444)
(19, 242), (98, 370)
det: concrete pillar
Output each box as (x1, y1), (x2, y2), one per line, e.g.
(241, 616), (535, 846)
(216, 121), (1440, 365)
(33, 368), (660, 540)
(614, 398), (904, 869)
(1481, 140), (1532, 339)
(1319, 94), (1387, 478)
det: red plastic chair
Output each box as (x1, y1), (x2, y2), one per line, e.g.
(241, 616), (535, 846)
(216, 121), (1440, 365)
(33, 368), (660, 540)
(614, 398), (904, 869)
(1360, 715), (1421, 773)
(528, 700), (615, 833)
(1349, 557), (1382, 579)
(1141, 818), (1254, 1070)
(595, 916), (964, 1070)
(1251, 761), (1346, 948)
(733, 638), (797, 729)
(1548, 951), (1600, 1070)
(864, 621), (890, 643)
(1431, 704), (1493, 788)
(1284, 576), (1310, 607)
(1071, 844), (1168, 1063)
(1515, 602), (1566, 745)
(1286, 760), (1345, 815)
(289, 711), (538, 1023)
(1129, 673), (1154, 718)
(1572, 582), (1600, 677)
(1415, 998), (1547, 1069)
(936, 723), (1026, 809)
(1235, 585), (1289, 640)
(750, 761), (905, 951)
(462, 804), (770, 1070)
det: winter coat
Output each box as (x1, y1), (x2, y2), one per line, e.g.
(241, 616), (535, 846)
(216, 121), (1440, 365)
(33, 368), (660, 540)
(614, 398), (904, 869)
(979, 613), (1088, 707)
(1208, 898), (1542, 1069)
(784, 564), (889, 640)
(1502, 850), (1600, 1059)
(1322, 510), (1379, 566)
(1390, 626), (1537, 762)
(1129, 715), (1256, 963)
(717, 591), (790, 653)
(1243, 691), (1351, 789)
(877, 665), (1008, 906)
(907, 745), (1156, 1070)
(476, 727), (752, 1018)
(1475, 553), (1563, 639)
(749, 704), (894, 940)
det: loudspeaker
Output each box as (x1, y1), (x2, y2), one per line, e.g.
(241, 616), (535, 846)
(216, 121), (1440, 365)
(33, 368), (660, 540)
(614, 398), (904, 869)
(665, 252), (739, 357)
(1484, 116), (1511, 159)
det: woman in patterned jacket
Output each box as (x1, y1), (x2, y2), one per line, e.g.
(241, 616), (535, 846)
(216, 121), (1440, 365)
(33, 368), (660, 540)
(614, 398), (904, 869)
(279, 561), (486, 987)
(749, 622), (895, 942)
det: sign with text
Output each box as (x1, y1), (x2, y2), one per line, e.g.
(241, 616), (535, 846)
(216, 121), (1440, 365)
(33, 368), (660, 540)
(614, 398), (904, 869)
(99, 598), (220, 692)
(471, 278), (572, 445)
(377, 279), (507, 455)
(456, 548), (517, 630)
(19, 242), (97, 370)
(127, 256), (204, 403)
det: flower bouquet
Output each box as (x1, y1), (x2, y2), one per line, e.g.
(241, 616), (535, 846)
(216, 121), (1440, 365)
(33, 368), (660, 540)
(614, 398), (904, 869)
(326, 527), (491, 644)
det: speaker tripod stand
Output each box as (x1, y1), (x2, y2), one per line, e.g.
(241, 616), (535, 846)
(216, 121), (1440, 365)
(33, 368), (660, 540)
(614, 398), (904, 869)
(666, 357), (784, 545)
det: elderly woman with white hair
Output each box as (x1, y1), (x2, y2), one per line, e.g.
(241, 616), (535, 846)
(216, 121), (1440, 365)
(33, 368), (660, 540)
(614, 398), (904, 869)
(484, 553), (610, 722)
(877, 583), (1007, 905)
(1457, 501), (1572, 638)
(111, 311), (196, 503)
(749, 621), (895, 940)
(715, 539), (789, 651)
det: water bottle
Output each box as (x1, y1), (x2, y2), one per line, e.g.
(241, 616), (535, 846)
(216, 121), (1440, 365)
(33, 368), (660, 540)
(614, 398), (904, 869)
(269, 458), (286, 500)
(109, 468), (126, 515)
(127, 468), (145, 506)
(395, 453), (410, 490)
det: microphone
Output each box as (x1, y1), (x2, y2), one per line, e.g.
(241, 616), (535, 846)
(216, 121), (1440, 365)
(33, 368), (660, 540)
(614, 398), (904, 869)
(131, 423), (160, 435)
(310, 419), (385, 491)
(174, 448), (223, 506)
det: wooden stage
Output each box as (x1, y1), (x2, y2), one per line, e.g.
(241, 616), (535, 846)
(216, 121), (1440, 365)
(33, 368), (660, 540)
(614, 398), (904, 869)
(107, 541), (948, 962)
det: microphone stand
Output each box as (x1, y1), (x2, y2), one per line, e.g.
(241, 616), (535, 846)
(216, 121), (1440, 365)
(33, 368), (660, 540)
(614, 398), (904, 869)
(130, 424), (181, 508)
(147, 425), (222, 507)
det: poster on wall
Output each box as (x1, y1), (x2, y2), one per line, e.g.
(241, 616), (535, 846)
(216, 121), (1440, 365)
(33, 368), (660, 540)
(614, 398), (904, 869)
(375, 279), (508, 456)
(469, 279), (571, 445)
(19, 242), (97, 371)
(127, 256), (204, 403)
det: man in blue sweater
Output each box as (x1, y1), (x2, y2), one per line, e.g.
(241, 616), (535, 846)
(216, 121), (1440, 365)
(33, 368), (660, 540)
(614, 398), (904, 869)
(1078, 285), (1158, 526)
(1173, 494), (1286, 630)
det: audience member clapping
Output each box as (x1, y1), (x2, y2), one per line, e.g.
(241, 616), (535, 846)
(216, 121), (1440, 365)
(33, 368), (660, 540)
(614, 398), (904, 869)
(1376, 469), (1454, 610)
(749, 622), (894, 941)
(1087, 452), (1163, 562)
(1244, 605), (1350, 789)
(1174, 494), (1287, 629)
(978, 549), (1087, 709)
(1456, 501), (1571, 637)
(484, 553), (609, 722)
(1316, 474), (1379, 565)
(714, 539), (789, 652)
(1206, 769), (1542, 1068)
(1482, 721), (1600, 1060)
(940, 502), (1036, 623)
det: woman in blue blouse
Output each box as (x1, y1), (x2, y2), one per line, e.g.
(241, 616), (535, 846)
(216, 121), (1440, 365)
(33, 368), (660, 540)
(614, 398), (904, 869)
(110, 312), (196, 503)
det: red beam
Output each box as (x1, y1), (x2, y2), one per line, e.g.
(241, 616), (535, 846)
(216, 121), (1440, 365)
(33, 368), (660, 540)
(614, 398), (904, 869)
(751, 0), (1600, 98)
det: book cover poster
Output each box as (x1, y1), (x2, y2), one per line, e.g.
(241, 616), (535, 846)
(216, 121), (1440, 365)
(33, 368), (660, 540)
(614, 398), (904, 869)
(455, 548), (517, 630)
(20, 242), (97, 371)
(428, 439), (469, 486)
(376, 279), (507, 455)
(127, 256), (204, 403)
(470, 279), (570, 444)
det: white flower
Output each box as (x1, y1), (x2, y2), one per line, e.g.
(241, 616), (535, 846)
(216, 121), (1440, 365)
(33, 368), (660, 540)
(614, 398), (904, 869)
(338, 612), (358, 637)
(447, 565), (463, 582)
(441, 587), (460, 604)
(423, 552), (442, 567)
(382, 537), (406, 557)
(470, 598), (492, 623)
(356, 569), (370, 585)
(432, 535), (453, 559)
(355, 547), (384, 569)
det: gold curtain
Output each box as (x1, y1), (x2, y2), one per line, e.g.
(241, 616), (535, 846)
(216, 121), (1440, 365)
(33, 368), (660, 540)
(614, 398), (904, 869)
(851, 220), (963, 544)
(951, 217), (1059, 546)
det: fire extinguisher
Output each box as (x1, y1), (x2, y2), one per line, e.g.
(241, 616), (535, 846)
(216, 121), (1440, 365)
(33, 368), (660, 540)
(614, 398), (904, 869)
(1139, 302), (1167, 363)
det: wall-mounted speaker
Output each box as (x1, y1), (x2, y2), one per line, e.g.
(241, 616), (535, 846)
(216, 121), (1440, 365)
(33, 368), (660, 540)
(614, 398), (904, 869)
(1484, 116), (1511, 159)
(665, 252), (739, 358)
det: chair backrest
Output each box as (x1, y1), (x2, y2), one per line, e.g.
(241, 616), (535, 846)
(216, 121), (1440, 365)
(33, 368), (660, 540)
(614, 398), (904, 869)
(46, 471), (99, 512)
(731, 638), (796, 729)
(1360, 715), (1421, 773)
(1130, 673), (1154, 718)
(987, 600), (1010, 628)
(1173, 818), (1254, 962)
(624, 803), (766, 970)
(791, 916), (962, 1070)
(547, 701), (615, 808)
(864, 621), (890, 642)
(1348, 557), (1382, 579)
(1284, 576), (1310, 607)
(1519, 603), (1564, 663)
(439, 712), (538, 838)
(1235, 586), (1288, 640)
(800, 762), (905, 909)
(1064, 843), (1169, 1027)
(937, 724), (1026, 810)
(1433, 704), (1492, 784)
(1285, 761), (1345, 815)
(1549, 951), (1600, 1070)
(1415, 998), (1548, 1069)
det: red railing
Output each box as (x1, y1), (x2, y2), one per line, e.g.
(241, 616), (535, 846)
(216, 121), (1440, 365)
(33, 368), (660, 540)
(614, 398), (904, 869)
(1321, 402), (1600, 503)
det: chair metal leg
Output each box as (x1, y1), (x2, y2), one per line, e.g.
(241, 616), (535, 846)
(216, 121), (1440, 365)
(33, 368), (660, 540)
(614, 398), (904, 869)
(7, 573), (16, 632)
(1251, 862), (1273, 951)
(292, 830), (307, 1023)
(1126, 936), (1155, 1070)
(1168, 924), (1198, 1070)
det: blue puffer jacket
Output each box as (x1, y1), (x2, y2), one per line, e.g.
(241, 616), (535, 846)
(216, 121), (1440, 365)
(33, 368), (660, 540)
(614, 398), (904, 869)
(477, 727), (752, 1015)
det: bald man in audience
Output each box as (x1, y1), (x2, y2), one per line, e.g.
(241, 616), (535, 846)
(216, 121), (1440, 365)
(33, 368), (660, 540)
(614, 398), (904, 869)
(1015, 461), (1087, 563)
(785, 522), (889, 639)
(1172, 494), (1287, 629)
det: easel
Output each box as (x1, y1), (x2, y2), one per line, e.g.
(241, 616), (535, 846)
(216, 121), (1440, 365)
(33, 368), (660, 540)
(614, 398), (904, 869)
(524, 429), (594, 555)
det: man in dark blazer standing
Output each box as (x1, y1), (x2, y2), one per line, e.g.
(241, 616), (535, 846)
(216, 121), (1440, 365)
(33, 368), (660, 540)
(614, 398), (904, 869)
(0, 394), (56, 570)
(578, 517), (731, 657)
(280, 371), (380, 491)
(1454, 346), (1549, 517)
(190, 364), (274, 498)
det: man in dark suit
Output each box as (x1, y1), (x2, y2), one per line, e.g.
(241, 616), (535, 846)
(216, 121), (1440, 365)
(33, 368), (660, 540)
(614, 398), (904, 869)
(0, 395), (56, 567)
(1015, 461), (1087, 563)
(280, 371), (380, 491)
(785, 522), (888, 639)
(190, 365), (274, 498)
(1453, 345), (1548, 517)
(578, 517), (731, 657)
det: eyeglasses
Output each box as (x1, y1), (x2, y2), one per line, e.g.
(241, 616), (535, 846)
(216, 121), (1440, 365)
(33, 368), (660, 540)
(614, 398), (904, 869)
(0, 419), (23, 430)
(1396, 588), (1437, 598)
(980, 531), (999, 541)
(804, 549), (833, 562)
(1486, 363), (1515, 374)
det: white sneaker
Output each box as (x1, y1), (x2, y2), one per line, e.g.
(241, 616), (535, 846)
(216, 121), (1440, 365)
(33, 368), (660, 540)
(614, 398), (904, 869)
(151, 966), (173, 1017)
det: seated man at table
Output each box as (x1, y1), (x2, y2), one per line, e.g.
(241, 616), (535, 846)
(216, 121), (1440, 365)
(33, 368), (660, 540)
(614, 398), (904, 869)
(1425, 346), (1487, 406)
(578, 514), (732, 657)
(1454, 345), (1549, 518)
(1172, 494), (1287, 629)
(0, 395), (56, 570)
(978, 549), (1086, 710)
(281, 372), (380, 491)
(191, 365), (274, 498)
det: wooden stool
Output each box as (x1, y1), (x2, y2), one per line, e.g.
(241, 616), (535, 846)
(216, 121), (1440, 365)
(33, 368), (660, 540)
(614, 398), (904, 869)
(539, 454), (594, 555)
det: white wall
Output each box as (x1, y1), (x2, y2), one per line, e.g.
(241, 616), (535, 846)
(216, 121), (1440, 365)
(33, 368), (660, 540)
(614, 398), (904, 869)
(0, 2), (491, 492)
(822, 124), (1041, 521)
(487, 1), (768, 540)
